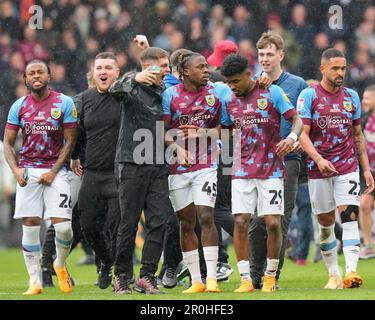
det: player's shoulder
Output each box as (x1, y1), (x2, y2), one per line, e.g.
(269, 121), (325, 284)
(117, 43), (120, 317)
(299, 85), (317, 97)
(343, 87), (360, 100)
(52, 90), (74, 106)
(11, 95), (28, 108)
(283, 72), (306, 84)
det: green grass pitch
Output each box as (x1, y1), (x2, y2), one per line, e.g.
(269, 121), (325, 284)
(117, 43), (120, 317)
(1, 246), (375, 300)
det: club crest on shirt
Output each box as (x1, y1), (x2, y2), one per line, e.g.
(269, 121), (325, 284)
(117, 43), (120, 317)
(51, 107), (61, 119)
(317, 116), (328, 129)
(257, 98), (268, 110)
(205, 95), (215, 107)
(343, 101), (353, 112)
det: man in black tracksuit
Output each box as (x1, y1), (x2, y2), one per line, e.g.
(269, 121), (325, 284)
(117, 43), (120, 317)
(71, 52), (121, 290)
(109, 47), (171, 295)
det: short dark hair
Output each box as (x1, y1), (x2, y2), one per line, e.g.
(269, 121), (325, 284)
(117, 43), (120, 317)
(25, 59), (51, 74)
(221, 54), (248, 77)
(321, 48), (345, 61)
(94, 52), (118, 65)
(140, 47), (169, 62)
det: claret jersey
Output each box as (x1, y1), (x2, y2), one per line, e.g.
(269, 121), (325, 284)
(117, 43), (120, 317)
(297, 83), (361, 179)
(163, 81), (233, 174)
(6, 90), (77, 168)
(224, 83), (296, 179)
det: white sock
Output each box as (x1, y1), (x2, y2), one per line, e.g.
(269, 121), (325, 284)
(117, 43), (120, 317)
(342, 221), (360, 274)
(319, 223), (340, 276)
(54, 221), (73, 268)
(203, 246), (218, 280)
(237, 260), (251, 281)
(22, 225), (42, 287)
(265, 258), (279, 276)
(182, 249), (202, 284)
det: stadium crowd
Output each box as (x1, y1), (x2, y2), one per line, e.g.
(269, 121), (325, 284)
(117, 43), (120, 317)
(0, 0), (374, 295)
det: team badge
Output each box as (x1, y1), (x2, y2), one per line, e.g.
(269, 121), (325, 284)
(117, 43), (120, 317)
(317, 116), (328, 129)
(257, 98), (268, 110)
(343, 101), (353, 112)
(51, 107), (61, 119)
(205, 95), (215, 107)
(72, 106), (78, 118)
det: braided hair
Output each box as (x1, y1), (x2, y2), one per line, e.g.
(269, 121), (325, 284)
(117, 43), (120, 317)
(175, 51), (202, 81)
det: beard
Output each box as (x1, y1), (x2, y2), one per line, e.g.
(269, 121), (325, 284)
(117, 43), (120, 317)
(28, 82), (48, 94)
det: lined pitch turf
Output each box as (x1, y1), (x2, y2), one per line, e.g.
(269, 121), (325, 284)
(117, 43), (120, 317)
(1, 246), (375, 300)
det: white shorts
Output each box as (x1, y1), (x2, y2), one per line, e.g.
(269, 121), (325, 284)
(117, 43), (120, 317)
(308, 171), (360, 215)
(14, 168), (73, 220)
(169, 167), (217, 211)
(232, 178), (284, 216)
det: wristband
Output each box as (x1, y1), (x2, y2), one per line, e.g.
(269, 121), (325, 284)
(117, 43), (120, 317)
(287, 132), (298, 142)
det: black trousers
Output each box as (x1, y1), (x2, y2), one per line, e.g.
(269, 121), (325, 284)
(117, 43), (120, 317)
(79, 169), (120, 267)
(163, 202), (182, 269)
(249, 159), (301, 284)
(114, 163), (169, 278)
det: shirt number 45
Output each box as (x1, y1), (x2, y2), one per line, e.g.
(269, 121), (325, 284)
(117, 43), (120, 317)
(201, 181), (217, 197)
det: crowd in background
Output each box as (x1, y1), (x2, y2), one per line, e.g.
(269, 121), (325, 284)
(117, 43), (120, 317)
(0, 0), (374, 248)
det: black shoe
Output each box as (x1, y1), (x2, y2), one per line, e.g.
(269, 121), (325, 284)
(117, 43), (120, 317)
(177, 262), (190, 282)
(42, 268), (54, 287)
(134, 274), (163, 294)
(162, 267), (178, 288)
(98, 264), (113, 289)
(113, 274), (132, 294)
(216, 262), (234, 281)
(252, 278), (263, 290)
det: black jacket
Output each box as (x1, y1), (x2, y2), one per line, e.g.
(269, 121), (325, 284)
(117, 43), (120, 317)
(71, 88), (121, 171)
(109, 74), (166, 165)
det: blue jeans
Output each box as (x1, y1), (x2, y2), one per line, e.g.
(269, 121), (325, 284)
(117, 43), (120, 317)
(295, 183), (313, 260)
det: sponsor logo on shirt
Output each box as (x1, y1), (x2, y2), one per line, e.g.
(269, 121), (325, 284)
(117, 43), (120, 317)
(235, 115), (270, 129)
(316, 115), (350, 129)
(24, 121), (60, 134)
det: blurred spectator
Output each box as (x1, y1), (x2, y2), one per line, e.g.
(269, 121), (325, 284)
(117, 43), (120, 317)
(186, 17), (209, 54)
(173, 0), (206, 34)
(266, 12), (301, 73)
(289, 3), (315, 55)
(0, 1), (21, 40)
(17, 28), (49, 63)
(207, 4), (232, 36)
(348, 46), (375, 95)
(230, 4), (262, 44)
